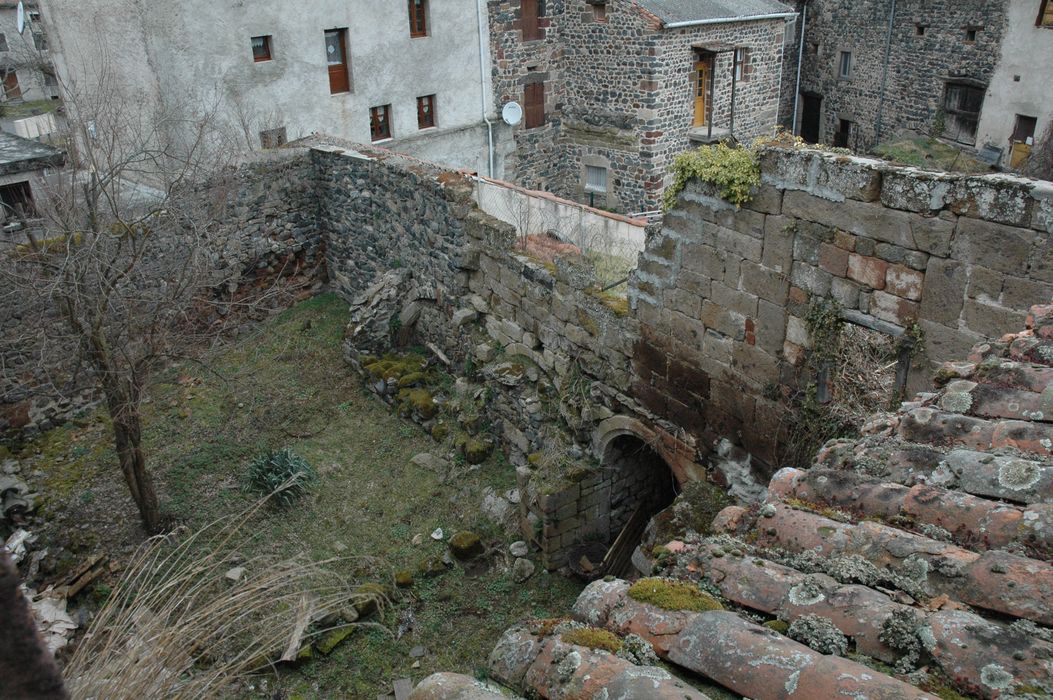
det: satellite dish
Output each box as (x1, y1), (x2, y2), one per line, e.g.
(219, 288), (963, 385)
(16, 2), (25, 35)
(502, 101), (523, 126)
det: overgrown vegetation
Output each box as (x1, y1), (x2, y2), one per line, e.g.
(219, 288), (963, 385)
(247, 449), (316, 507)
(872, 136), (991, 174)
(663, 143), (760, 211)
(627, 577), (724, 612)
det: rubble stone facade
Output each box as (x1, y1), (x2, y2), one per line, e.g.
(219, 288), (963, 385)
(491, 0), (790, 213)
(779, 0), (1008, 150)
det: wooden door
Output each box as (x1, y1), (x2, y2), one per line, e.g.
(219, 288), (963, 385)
(325, 30), (350, 94)
(800, 93), (822, 144)
(2, 71), (21, 100)
(693, 60), (709, 127)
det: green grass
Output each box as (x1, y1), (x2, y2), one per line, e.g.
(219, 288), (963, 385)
(2, 98), (61, 119)
(872, 137), (991, 174)
(17, 293), (583, 697)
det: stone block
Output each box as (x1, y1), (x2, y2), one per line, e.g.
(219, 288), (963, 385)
(783, 190), (915, 248)
(874, 242), (908, 264)
(952, 217), (1036, 274)
(833, 229), (856, 251)
(759, 148), (882, 202)
(762, 215), (795, 274)
(740, 260), (789, 305)
(819, 243), (849, 276)
(885, 264), (924, 301)
(1033, 181), (1053, 234)
(711, 281), (759, 318)
(847, 254), (888, 290)
(790, 262), (832, 295)
(946, 176), (1034, 227)
(703, 328), (734, 365)
(870, 290), (919, 326)
(714, 225), (763, 261)
(723, 257), (741, 288)
(1027, 232), (1053, 283)
(745, 183), (783, 215)
(756, 299), (787, 356)
(701, 301), (746, 340)
(966, 266), (1004, 302)
(910, 215), (955, 256)
(831, 277), (861, 309)
(1002, 276), (1053, 310)
(681, 242), (724, 279)
(962, 299), (1027, 339)
(664, 288), (702, 319)
(732, 343), (780, 387)
(793, 229), (822, 265)
(667, 309), (706, 349)
(920, 258), (966, 325)
(786, 315), (811, 348)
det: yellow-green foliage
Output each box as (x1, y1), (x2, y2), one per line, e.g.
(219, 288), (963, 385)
(396, 388), (437, 419)
(364, 353), (426, 381)
(561, 627), (623, 653)
(627, 578), (724, 612)
(764, 619), (790, 634)
(663, 143), (760, 211)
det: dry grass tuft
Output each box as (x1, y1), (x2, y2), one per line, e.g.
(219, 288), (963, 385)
(63, 488), (385, 700)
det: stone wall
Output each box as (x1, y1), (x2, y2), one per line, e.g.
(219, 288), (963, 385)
(491, 0), (788, 214)
(779, 0), (1008, 149)
(630, 145), (1053, 471)
(0, 150), (322, 436)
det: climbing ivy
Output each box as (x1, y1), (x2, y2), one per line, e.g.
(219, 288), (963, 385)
(662, 143), (760, 211)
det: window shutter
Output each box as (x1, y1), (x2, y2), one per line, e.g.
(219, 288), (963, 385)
(522, 0), (541, 41)
(524, 82), (544, 129)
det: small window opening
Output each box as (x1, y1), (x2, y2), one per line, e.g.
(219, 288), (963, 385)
(524, 81), (545, 129)
(409, 0), (428, 38)
(522, 0), (543, 41)
(0, 180), (35, 220)
(259, 126), (287, 149)
(833, 118), (852, 148)
(915, 24), (926, 36)
(417, 94), (436, 129)
(734, 48), (750, 82)
(589, 0), (607, 22)
(585, 165), (608, 194)
(965, 26), (980, 43)
(942, 82), (984, 145)
(370, 104), (392, 141)
(838, 51), (852, 79)
(251, 35), (272, 62)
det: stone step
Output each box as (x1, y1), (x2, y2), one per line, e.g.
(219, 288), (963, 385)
(747, 502), (1053, 625)
(768, 467), (1053, 557)
(487, 626), (709, 700)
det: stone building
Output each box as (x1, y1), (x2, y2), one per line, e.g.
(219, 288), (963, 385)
(39, 0), (510, 176)
(780, 0), (1053, 171)
(491, 0), (796, 213)
(0, 2), (58, 104)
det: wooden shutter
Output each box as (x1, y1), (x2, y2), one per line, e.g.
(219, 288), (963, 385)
(522, 0), (541, 41)
(524, 82), (544, 129)
(1041, 0), (1053, 26)
(409, 0), (428, 37)
(326, 30), (350, 94)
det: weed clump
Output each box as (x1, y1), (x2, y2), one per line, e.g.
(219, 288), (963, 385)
(627, 577), (724, 612)
(561, 627), (623, 653)
(663, 143), (760, 211)
(247, 448), (316, 507)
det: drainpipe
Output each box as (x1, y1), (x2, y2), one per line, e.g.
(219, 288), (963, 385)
(730, 51), (737, 138)
(874, 0), (897, 145)
(791, 1), (808, 134)
(476, 0), (495, 177)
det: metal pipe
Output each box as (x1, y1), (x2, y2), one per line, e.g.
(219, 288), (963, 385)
(874, 0), (897, 144)
(664, 12), (798, 28)
(707, 56), (714, 140)
(792, 2), (808, 134)
(475, 0), (495, 177)
(730, 49), (738, 137)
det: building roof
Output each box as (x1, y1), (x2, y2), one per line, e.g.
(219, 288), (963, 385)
(636, 0), (795, 26)
(0, 131), (64, 176)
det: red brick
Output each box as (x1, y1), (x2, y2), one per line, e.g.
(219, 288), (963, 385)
(886, 264), (924, 301)
(847, 253), (888, 289)
(819, 242), (850, 276)
(871, 289), (919, 325)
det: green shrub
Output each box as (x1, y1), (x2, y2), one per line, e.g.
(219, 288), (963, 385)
(247, 448), (316, 506)
(663, 143), (760, 211)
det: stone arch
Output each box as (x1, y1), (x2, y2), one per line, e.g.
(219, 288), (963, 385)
(592, 415), (704, 485)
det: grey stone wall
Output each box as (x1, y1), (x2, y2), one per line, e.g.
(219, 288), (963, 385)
(779, 0), (1008, 149)
(491, 0), (787, 213)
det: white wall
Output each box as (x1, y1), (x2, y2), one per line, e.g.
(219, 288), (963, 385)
(474, 177), (647, 260)
(42, 0), (501, 175)
(0, 6), (55, 102)
(975, 0), (1053, 162)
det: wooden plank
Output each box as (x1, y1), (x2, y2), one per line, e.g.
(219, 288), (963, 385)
(393, 678), (413, 700)
(602, 506), (649, 577)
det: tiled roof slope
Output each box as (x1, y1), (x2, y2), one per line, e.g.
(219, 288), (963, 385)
(635, 0), (794, 25)
(411, 303), (1053, 698)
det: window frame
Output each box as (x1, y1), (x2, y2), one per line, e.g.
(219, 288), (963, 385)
(838, 51), (852, 79)
(1039, 0), (1053, 27)
(417, 94), (437, 130)
(964, 26), (981, 43)
(588, 1), (607, 22)
(409, 0), (428, 38)
(734, 48), (751, 82)
(324, 28), (351, 95)
(251, 35), (273, 63)
(370, 104), (393, 142)
(524, 81), (545, 129)
(0, 180), (35, 221)
(942, 81), (984, 145)
(584, 165), (608, 194)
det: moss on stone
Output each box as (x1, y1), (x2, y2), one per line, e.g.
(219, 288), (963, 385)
(395, 570), (414, 588)
(448, 530), (484, 560)
(364, 353), (426, 381)
(418, 556), (447, 578)
(430, 422), (450, 442)
(397, 388), (437, 419)
(764, 619), (790, 634)
(397, 371), (426, 387)
(463, 436), (493, 465)
(353, 582), (390, 617)
(627, 578), (724, 612)
(314, 627), (355, 655)
(561, 627), (623, 653)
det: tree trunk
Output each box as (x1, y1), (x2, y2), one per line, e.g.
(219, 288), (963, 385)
(102, 384), (161, 534)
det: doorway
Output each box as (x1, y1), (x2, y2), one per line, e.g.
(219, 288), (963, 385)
(800, 93), (822, 143)
(693, 58), (710, 127)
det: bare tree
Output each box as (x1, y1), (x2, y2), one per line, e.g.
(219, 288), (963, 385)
(0, 78), (241, 533)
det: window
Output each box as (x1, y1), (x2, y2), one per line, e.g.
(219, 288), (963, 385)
(833, 119), (852, 148)
(585, 165), (607, 193)
(0, 34), (8, 52)
(0, 181), (34, 220)
(44, 72), (58, 99)
(259, 126), (287, 149)
(942, 82), (984, 145)
(784, 17), (797, 45)
(734, 48), (751, 82)
(370, 104), (392, 141)
(522, 0), (543, 41)
(965, 26), (980, 43)
(417, 94), (436, 129)
(915, 24), (926, 36)
(324, 29), (350, 94)
(1012, 115), (1038, 144)
(524, 82), (545, 129)
(1039, 0), (1053, 26)
(838, 51), (852, 79)
(33, 32), (46, 51)
(251, 35), (272, 62)
(409, 0), (428, 38)
(588, 0), (607, 22)
(2, 70), (21, 100)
